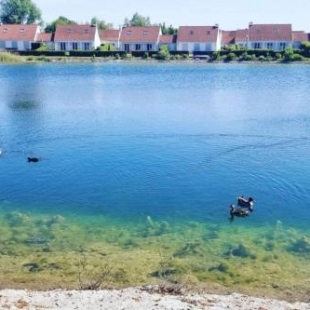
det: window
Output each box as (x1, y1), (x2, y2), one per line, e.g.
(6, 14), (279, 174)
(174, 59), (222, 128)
(253, 42), (261, 49)
(280, 42), (286, 50)
(190, 30), (194, 35)
(147, 44), (152, 51)
(20, 28), (25, 33)
(72, 42), (78, 50)
(124, 44), (130, 52)
(267, 42), (273, 49)
(83, 42), (90, 50)
(206, 31), (211, 35)
(60, 42), (66, 51)
(66, 29), (72, 33)
(143, 30), (148, 35)
(135, 44), (141, 51)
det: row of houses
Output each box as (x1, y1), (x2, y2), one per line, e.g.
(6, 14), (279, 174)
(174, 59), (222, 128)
(0, 22), (309, 53)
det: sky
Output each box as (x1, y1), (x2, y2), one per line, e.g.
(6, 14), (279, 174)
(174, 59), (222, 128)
(33, 0), (310, 32)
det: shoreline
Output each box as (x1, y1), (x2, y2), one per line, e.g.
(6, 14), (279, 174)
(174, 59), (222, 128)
(0, 286), (309, 310)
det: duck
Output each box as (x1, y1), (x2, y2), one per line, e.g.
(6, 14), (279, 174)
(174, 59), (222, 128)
(237, 196), (254, 210)
(230, 204), (250, 218)
(27, 157), (39, 163)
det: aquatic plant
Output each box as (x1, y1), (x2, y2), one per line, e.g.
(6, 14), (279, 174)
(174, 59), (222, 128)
(5, 211), (31, 227)
(140, 216), (171, 237)
(174, 240), (204, 257)
(78, 254), (113, 290)
(225, 243), (256, 259)
(287, 236), (310, 254)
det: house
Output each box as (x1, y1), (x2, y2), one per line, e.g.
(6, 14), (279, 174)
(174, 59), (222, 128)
(221, 30), (236, 48)
(176, 25), (221, 52)
(159, 34), (177, 51)
(119, 26), (161, 52)
(292, 31), (309, 49)
(234, 29), (249, 48)
(247, 23), (293, 50)
(54, 24), (101, 51)
(99, 29), (121, 49)
(36, 32), (54, 50)
(0, 24), (39, 51)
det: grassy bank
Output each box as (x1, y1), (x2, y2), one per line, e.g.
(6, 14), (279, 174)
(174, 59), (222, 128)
(0, 51), (25, 63)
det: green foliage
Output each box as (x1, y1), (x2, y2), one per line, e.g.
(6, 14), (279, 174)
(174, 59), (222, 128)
(0, 0), (41, 24)
(282, 48), (304, 62)
(300, 41), (310, 57)
(156, 45), (171, 60)
(98, 44), (116, 51)
(225, 52), (237, 62)
(160, 22), (177, 35)
(124, 12), (151, 26)
(44, 16), (77, 33)
(90, 17), (113, 30)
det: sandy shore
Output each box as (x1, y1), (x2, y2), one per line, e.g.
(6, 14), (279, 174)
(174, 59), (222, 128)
(1, 287), (310, 310)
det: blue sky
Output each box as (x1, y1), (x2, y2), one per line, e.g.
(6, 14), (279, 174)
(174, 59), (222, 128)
(34, 0), (310, 32)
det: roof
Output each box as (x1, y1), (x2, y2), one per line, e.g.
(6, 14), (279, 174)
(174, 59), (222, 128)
(292, 31), (308, 42)
(99, 29), (120, 41)
(120, 26), (161, 43)
(54, 25), (97, 42)
(235, 29), (249, 42)
(37, 32), (53, 42)
(221, 30), (236, 45)
(249, 24), (292, 41)
(159, 34), (177, 44)
(177, 26), (219, 43)
(0, 24), (38, 41)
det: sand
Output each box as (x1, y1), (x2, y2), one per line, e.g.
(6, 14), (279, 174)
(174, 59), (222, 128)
(1, 287), (310, 310)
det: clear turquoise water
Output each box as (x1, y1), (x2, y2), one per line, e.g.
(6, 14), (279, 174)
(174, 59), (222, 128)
(1, 62), (310, 291)
(1, 63), (310, 227)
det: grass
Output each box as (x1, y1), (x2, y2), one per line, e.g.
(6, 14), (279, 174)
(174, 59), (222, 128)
(0, 51), (25, 63)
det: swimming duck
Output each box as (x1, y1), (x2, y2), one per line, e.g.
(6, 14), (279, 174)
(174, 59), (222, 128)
(237, 196), (254, 210)
(230, 204), (250, 218)
(27, 157), (39, 163)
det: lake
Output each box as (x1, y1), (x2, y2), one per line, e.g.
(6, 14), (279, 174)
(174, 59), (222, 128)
(1, 62), (310, 298)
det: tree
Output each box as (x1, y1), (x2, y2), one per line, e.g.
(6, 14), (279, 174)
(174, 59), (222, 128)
(44, 16), (77, 33)
(124, 12), (151, 27)
(90, 17), (113, 30)
(160, 23), (177, 35)
(0, 0), (41, 24)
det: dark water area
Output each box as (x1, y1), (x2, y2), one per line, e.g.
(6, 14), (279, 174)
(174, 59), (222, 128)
(1, 62), (310, 295)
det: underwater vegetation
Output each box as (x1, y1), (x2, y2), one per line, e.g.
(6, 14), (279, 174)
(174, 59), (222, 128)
(1, 207), (310, 301)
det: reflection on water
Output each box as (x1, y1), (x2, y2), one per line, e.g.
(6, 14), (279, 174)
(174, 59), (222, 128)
(1, 63), (310, 298)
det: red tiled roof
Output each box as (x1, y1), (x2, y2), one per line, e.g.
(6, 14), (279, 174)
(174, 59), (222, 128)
(177, 26), (219, 43)
(292, 31), (308, 42)
(249, 24), (292, 41)
(159, 34), (177, 44)
(235, 29), (249, 42)
(120, 26), (161, 43)
(99, 29), (120, 41)
(37, 32), (53, 42)
(54, 25), (97, 41)
(0, 24), (38, 41)
(221, 30), (236, 45)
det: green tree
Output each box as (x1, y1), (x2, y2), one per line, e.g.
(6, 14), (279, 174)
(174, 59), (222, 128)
(44, 16), (77, 33)
(0, 0), (41, 24)
(124, 12), (151, 27)
(160, 23), (177, 35)
(90, 17), (113, 30)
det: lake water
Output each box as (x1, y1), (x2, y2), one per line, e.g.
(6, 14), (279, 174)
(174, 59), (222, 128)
(1, 62), (310, 295)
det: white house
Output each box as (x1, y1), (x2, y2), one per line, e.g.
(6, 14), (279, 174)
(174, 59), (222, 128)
(0, 24), (39, 51)
(54, 24), (101, 51)
(176, 25), (221, 52)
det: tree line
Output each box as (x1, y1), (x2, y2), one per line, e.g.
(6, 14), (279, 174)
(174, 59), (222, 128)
(0, 0), (177, 34)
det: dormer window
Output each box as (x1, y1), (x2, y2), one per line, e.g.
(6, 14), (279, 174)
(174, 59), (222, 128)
(190, 30), (194, 35)
(20, 28), (25, 33)
(143, 30), (148, 35)
(127, 30), (132, 35)
(66, 29), (72, 33)
(206, 31), (211, 35)
(84, 29), (89, 33)
(3, 28), (7, 33)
